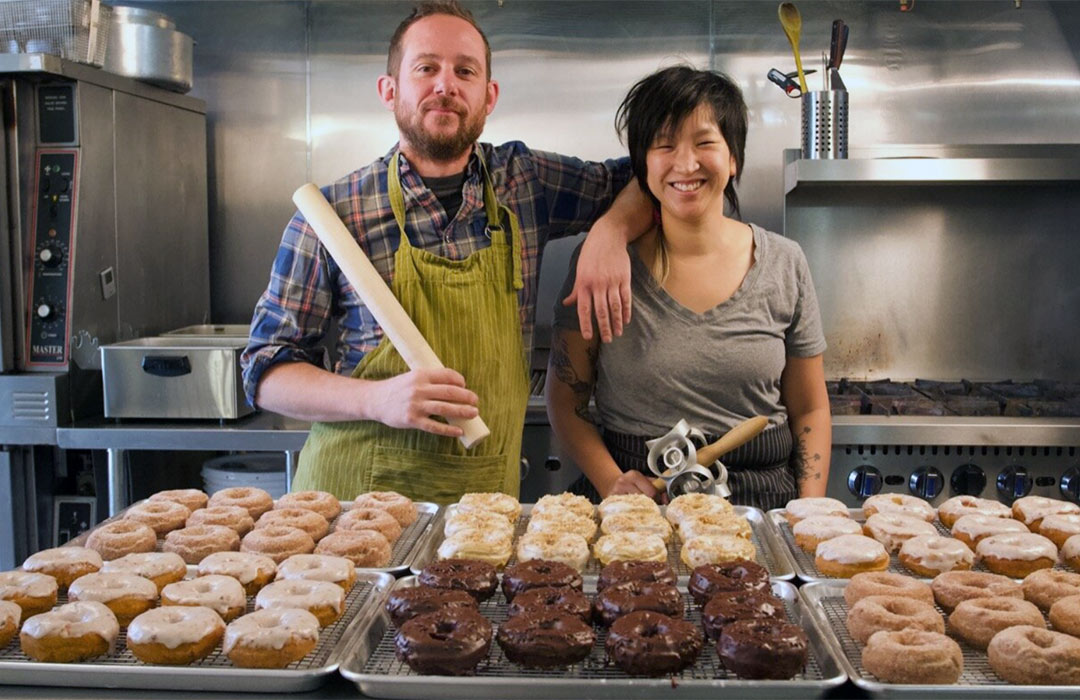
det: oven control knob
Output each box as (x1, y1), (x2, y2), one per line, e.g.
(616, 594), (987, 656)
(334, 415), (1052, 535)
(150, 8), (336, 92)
(909, 466), (944, 500)
(950, 463), (986, 496)
(38, 246), (62, 267)
(1060, 467), (1080, 503)
(848, 465), (882, 498)
(997, 465), (1032, 502)
(36, 303), (55, 320)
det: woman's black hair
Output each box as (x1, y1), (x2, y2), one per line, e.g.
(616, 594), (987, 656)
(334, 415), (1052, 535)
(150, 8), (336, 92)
(616, 65), (748, 217)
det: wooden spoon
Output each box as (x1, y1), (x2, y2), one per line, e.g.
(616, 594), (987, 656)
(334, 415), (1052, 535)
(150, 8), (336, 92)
(778, 3), (809, 94)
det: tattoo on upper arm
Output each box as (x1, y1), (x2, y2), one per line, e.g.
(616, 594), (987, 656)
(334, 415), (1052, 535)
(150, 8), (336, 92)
(551, 333), (598, 423)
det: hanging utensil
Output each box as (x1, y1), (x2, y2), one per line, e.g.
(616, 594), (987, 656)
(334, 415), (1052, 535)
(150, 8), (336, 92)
(778, 2), (808, 94)
(767, 67), (816, 98)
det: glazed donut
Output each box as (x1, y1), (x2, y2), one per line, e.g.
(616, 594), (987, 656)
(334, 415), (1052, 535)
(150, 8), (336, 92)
(19, 601), (119, 663)
(198, 551), (277, 595)
(1048, 593), (1080, 637)
(85, 519), (157, 560)
(275, 553), (355, 591)
(0, 570), (57, 619)
(718, 618), (808, 680)
(185, 505), (255, 536)
(592, 580), (682, 627)
(597, 493), (660, 521)
(394, 608), (493, 675)
(163, 524), (241, 564)
(606, 610), (703, 676)
(67, 572), (157, 626)
(987, 625), (1080, 685)
(354, 491), (419, 527)
(255, 579), (345, 627)
(843, 571), (934, 606)
(315, 529), (392, 568)
(208, 487), (274, 519)
(241, 525), (316, 564)
(506, 586), (591, 624)
(102, 552), (186, 592)
(1012, 495), (1080, 532)
(680, 534), (756, 569)
(515, 531), (590, 572)
(126, 605), (225, 665)
(1039, 513), (1080, 549)
(937, 495), (1012, 529)
(898, 535), (974, 577)
(975, 532), (1058, 578)
(417, 558), (498, 601)
(0, 600), (20, 648)
(792, 515), (862, 552)
(701, 589), (785, 640)
(335, 507), (402, 543)
(444, 509), (514, 540)
(436, 527), (512, 568)
(846, 595), (943, 644)
(783, 497), (849, 525)
(255, 508), (330, 542)
(275, 490), (341, 521)
(1065, 533), (1080, 571)
(597, 561), (677, 592)
(664, 493), (733, 527)
(124, 500), (192, 536)
(148, 489), (208, 514)
(385, 586), (478, 627)
(951, 513), (1029, 548)
(162, 575), (246, 622)
(532, 493), (595, 521)
(862, 494), (936, 523)
(22, 546), (102, 591)
(526, 507), (598, 542)
(678, 511), (752, 542)
(862, 629), (963, 684)
(500, 559), (582, 602)
(931, 570), (1023, 612)
(497, 609), (595, 668)
(688, 560), (770, 605)
(814, 534), (889, 578)
(224, 608), (321, 668)
(1021, 568), (1080, 611)
(949, 596), (1044, 649)
(599, 511), (672, 542)
(592, 532), (667, 567)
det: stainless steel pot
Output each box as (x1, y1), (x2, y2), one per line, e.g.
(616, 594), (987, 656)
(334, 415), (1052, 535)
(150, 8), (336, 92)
(103, 6), (193, 93)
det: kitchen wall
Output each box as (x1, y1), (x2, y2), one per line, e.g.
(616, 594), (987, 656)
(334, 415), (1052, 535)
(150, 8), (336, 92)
(124, 0), (1080, 333)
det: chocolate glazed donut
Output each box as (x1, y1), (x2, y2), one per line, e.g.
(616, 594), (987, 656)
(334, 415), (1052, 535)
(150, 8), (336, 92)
(496, 610), (595, 668)
(718, 618), (808, 679)
(417, 559), (498, 601)
(500, 559), (583, 602)
(596, 561), (677, 592)
(688, 560), (770, 605)
(385, 586), (478, 627)
(394, 609), (493, 675)
(702, 590), (786, 640)
(593, 580), (683, 627)
(506, 586), (592, 624)
(606, 611), (703, 676)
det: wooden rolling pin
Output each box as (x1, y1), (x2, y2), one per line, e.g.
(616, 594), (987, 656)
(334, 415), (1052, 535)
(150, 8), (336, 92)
(651, 416), (769, 490)
(292, 183), (490, 448)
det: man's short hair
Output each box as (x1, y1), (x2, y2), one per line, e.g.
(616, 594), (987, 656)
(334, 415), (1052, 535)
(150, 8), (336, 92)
(387, 1), (492, 79)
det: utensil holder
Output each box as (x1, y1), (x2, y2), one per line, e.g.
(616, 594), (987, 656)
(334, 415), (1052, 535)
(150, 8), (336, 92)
(801, 90), (848, 159)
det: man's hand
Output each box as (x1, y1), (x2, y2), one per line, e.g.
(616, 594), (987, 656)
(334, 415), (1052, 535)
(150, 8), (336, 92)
(603, 470), (660, 500)
(365, 368), (478, 438)
(563, 230), (631, 343)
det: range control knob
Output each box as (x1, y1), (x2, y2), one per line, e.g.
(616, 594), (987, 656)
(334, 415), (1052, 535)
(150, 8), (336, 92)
(544, 457), (562, 472)
(950, 463), (986, 496)
(35, 303), (55, 321)
(38, 246), (63, 267)
(909, 466), (944, 500)
(1060, 467), (1080, 504)
(848, 465), (882, 498)
(997, 465), (1032, 502)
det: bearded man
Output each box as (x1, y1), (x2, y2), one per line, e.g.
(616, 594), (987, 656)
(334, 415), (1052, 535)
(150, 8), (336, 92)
(241, 0), (652, 503)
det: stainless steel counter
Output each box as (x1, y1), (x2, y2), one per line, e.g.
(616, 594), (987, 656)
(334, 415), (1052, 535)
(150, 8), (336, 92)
(1, 675), (360, 700)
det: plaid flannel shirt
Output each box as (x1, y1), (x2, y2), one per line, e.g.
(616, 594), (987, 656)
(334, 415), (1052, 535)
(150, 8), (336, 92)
(241, 141), (632, 407)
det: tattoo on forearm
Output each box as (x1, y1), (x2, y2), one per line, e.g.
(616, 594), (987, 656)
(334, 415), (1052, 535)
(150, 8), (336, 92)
(791, 425), (822, 483)
(551, 334), (597, 423)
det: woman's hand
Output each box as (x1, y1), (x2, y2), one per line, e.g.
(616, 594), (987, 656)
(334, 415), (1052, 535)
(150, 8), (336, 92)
(604, 470), (661, 500)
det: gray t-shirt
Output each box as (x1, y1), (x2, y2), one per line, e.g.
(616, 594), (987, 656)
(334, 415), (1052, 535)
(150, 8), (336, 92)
(553, 223), (827, 436)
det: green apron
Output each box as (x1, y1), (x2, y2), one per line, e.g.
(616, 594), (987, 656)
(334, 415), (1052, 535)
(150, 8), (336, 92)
(291, 152), (529, 505)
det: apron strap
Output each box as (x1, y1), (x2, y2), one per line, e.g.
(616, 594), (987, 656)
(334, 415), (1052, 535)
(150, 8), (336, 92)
(387, 152), (410, 250)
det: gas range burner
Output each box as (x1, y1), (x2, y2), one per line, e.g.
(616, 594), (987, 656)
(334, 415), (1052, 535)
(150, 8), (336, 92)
(826, 379), (1080, 417)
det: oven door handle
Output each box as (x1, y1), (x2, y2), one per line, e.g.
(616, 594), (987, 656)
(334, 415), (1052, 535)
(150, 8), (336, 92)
(141, 354), (192, 377)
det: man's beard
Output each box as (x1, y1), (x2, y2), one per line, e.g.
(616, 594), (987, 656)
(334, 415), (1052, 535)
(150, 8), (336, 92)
(396, 97), (485, 162)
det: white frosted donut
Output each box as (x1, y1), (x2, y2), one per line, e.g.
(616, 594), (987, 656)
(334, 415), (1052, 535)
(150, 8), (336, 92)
(598, 494), (660, 521)
(198, 551), (277, 590)
(863, 494), (936, 522)
(275, 553), (356, 590)
(863, 512), (939, 553)
(254, 579), (345, 626)
(22, 547), (102, 590)
(937, 495), (1011, 527)
(20, 600), (118, 648)
(592, 532), (667, 566)
(127, 605), (224, 650)
(898, 535), (974, 575)
(102, 552), (187, 591)
(663, 493), (732, 526)
(679, 511), (753, 542)
(68, 572), (157, 604)
(1013, 496), (1080, 530)
(223, 608), (320, 666)
(437, 527), (513, 568)
(784, 497), (849, 524)
(952, 513), (1029, 547)
(515, 531), (590, 572)
(600, 512), (673, 542)
(162, 575), (246, 620)
(679, 534), (756, 569)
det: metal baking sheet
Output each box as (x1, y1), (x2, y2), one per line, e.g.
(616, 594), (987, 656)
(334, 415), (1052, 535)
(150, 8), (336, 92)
(410, 504), (793, 580)
(69, 500), (441, 575)
(0, 571), (393, 692)
(341, 576), (845, 699)
(800, 579), (1078, 697)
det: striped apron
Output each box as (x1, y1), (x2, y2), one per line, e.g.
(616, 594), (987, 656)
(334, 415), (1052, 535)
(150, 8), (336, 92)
(291, 152), (529, 505)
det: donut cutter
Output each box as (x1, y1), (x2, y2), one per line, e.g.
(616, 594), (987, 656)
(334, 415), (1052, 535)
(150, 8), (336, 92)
(646, 416), (769, 499)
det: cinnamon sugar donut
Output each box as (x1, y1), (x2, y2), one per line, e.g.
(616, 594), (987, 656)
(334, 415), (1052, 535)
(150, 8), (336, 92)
(599, 512), (673, 542)
(276, 490), (341, 521)
(275, 553), (356, 591)
(937, 495), (1011, 529)
(843, 571), (934, 606)
(664, 493), (732, 527)
(783, 497), (848, 525)
(148, 489), (208, 514)
(86, 520), (157, 560)
(19, 601), (119, 663)
(987, 625), (1080, 685)
(1012, 495), (1080, 532)
(241, 525), (315, 564)
(951, 513), (1029, 549)
(335, 507), (402, 543)
(186, 505), (255, 536)
(163, 524), (241, 564)
(67, 572), (158, 626)
(1039, 513), (1080, 549)
(515, 531), (590, 571)
(22, 546), (102, 591)
(102, 552), (186, 592)
(862, 629), (963, 684)
(354, 491), (418, 527)
(846, 595), (944, 644)
(255, 508), (330, 542)
(208, 487), (274, 519)
(898, 535), (974, 577)
(1021, 568), (1080, 611)
(863, 512), (939, 553)
(976, 532), (1058, 578)
(0, 570), (58, 619)
(592, 532), (667, 567)
(198, 551), (277, 595)
(255, 579), (345, 627)
(949, 596), (1044, 649)
(792, 515), (861, 552)
(533, 493), (595, 521)
(0, 600), (20, 647)
(224, 608), (320, 668)
(315, 529), (392, 567)
(126, 605), (224, 665)
(862, 494), (936, 523)
(162, 575), (246, 622)
(931, 570), (1023, 612)
(124, 500), (191, 536)
(1049, 593), (1080, 637)
(814, 534), (889, 578)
